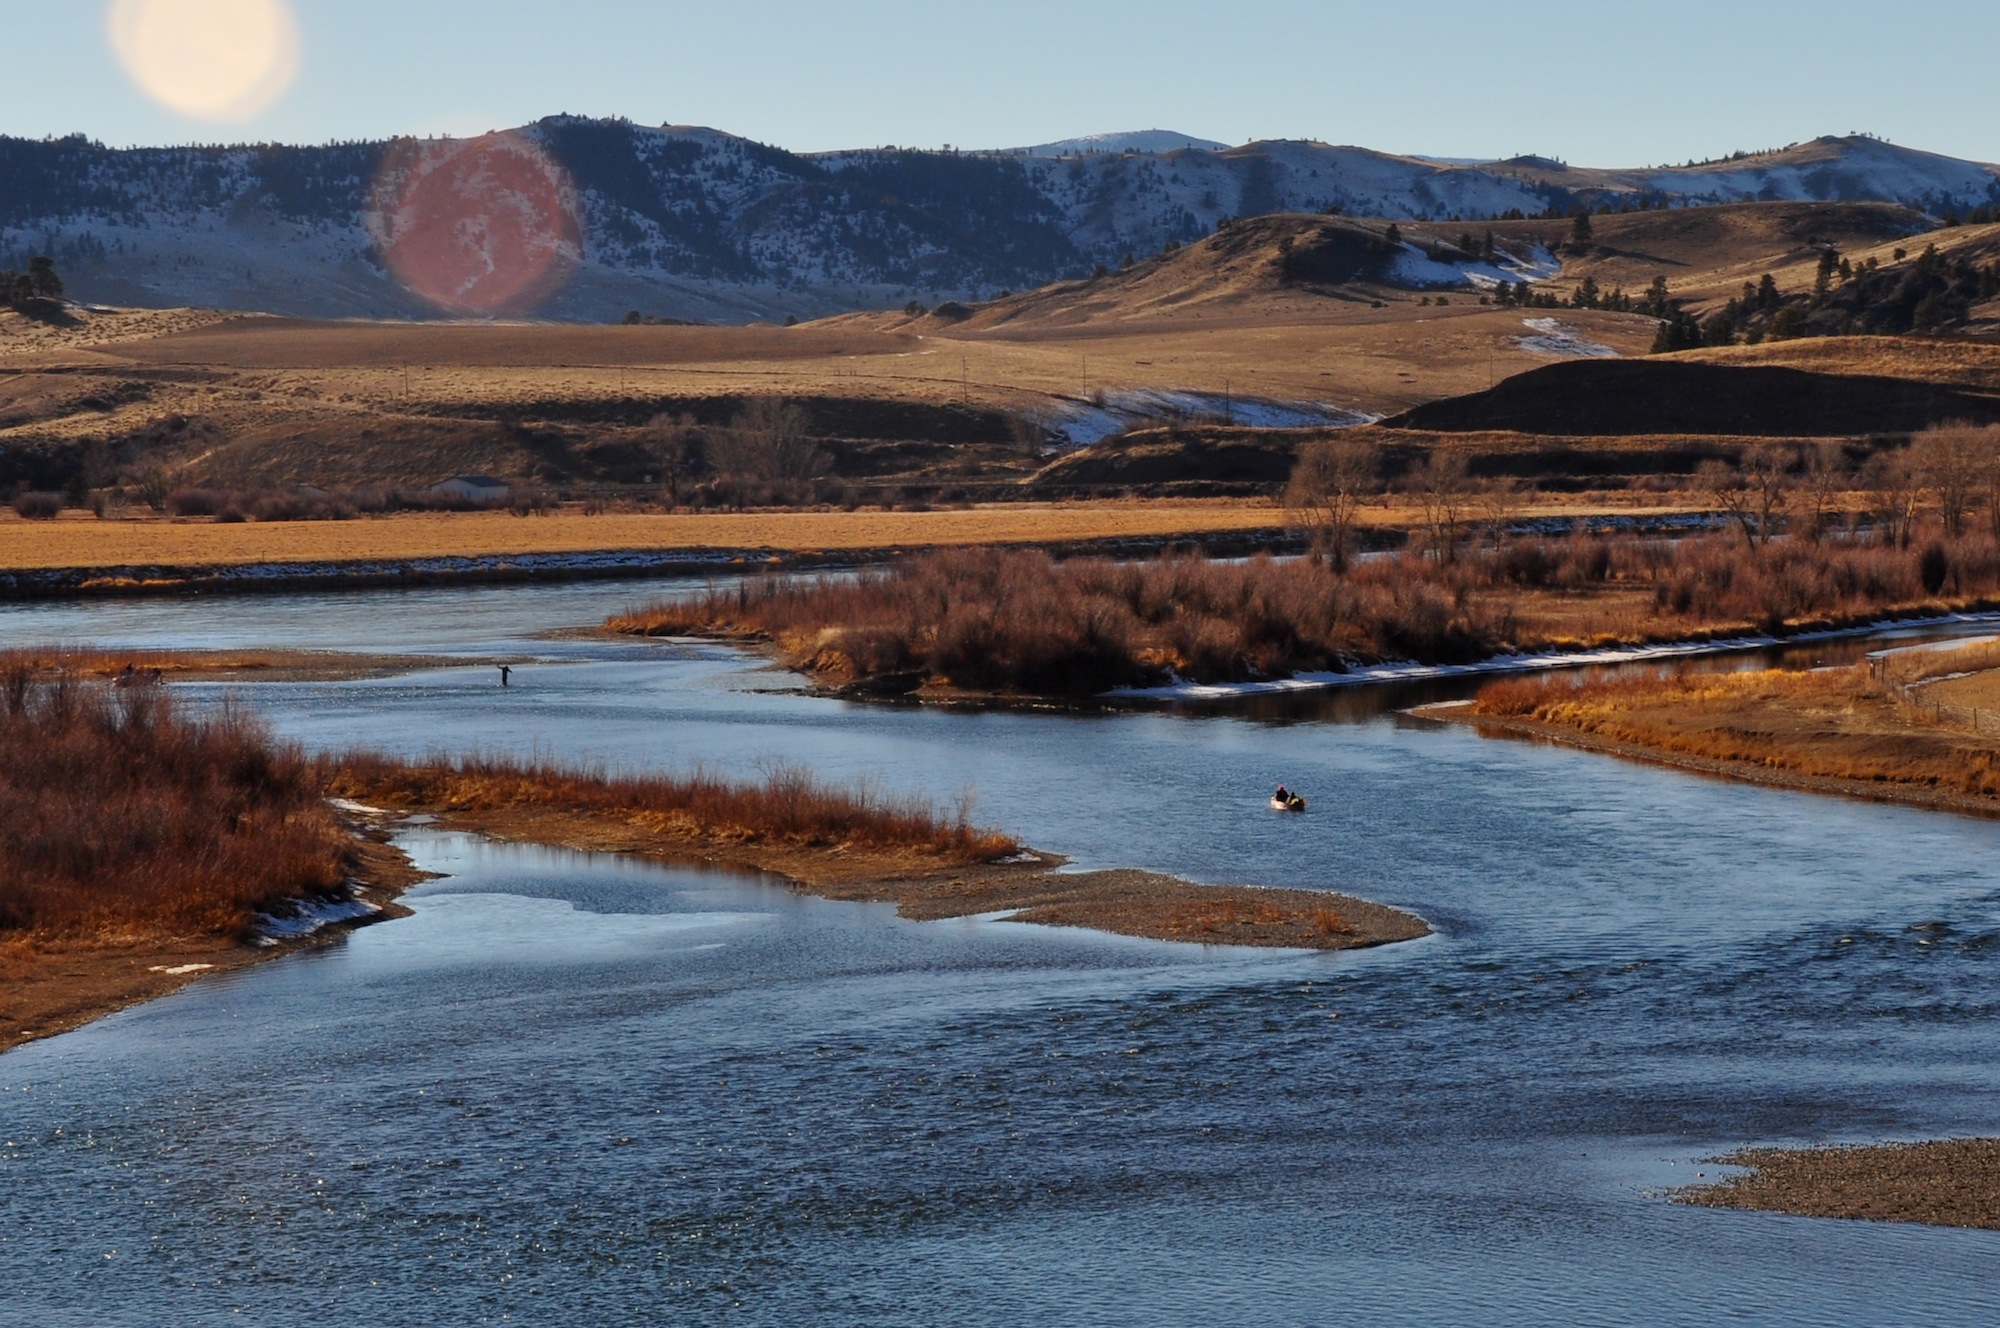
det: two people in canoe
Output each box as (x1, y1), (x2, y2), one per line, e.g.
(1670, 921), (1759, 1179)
(1271, 785), (1307, 812)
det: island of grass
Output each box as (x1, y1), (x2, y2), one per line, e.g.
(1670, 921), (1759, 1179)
(1, 652), (1424, 1054)
(605, 526), (2000, 701)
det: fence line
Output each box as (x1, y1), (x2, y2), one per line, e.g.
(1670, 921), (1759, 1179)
(1871, 639), (2000, 736)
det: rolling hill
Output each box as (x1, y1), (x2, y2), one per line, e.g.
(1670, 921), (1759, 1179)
(2, 120), (1996, 324)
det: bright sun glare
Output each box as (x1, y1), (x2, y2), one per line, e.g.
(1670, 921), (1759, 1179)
(107, 0), (301, 122)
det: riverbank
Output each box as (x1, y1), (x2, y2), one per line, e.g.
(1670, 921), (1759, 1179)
(1677, 1140), (2000, 1230)
(1422, 664), (2000, 820)
(330, 760), (1428, 954)
(1, 816), (425, 1056)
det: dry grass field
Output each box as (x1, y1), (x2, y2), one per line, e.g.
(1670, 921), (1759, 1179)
(1681, 335), (2000, 390)
(0, 500), (1301, 571)
(0, 492), (1706, 574)
(1922, 667), (2000, 711)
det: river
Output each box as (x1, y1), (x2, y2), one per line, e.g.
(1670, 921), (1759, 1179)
(1, 579), (1996, 1326)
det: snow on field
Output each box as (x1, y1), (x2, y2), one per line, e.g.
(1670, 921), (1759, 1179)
(1514, 317), (1619, 359)
(1050, 390), (1375, 446)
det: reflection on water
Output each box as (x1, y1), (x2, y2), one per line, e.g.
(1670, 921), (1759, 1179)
(1, 579), (1998, 1326)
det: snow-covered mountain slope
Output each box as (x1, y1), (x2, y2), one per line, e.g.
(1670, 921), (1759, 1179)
(1, 122), (1993, 324)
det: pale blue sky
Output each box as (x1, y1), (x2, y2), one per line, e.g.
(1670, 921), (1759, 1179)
(4, 0), (1997, 164)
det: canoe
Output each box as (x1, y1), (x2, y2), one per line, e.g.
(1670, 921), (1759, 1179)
(1270, 795), (1307, 812)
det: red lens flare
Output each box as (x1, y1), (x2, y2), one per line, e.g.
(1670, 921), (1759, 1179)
(367, 132), (583, 317)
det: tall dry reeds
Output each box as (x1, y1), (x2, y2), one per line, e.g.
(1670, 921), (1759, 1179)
(0, 655), (350, 941)
(331, 753), (1018, 863)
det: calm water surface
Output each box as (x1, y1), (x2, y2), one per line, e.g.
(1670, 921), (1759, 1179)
(1, 581), (1997, 1326)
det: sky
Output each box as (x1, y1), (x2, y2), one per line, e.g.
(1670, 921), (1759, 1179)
(4, 0), (1998, 166)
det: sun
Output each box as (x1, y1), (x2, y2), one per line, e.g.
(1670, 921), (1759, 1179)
(107, 0), (301, 123)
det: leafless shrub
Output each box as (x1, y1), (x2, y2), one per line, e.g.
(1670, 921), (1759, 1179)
(1284, 435), (1376, 570)
(1911, 421), (2000, 539)
(1699, 444), (1794, 549)
(1414, 450), (1471, 562)
(1864, 449), (1920, 549)
(709, 398), (827, 482)
(11, 492), (61, 520)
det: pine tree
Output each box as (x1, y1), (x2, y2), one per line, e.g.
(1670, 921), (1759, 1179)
(26, 256), (61, 299)
(1644, 274), (1672, 318)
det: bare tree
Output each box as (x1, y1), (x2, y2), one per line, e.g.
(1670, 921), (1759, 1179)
(709, 399), (826, 483)
(1475, 475), (1529, 544)
(1283, 435), (1375, 569)
(1863, 448), (1919, 549)
(1910, 420), (1990, 539)
(1009, 405), (1054, 457)
(131, 466), (172, 513)
(1977, 426), (2000, 540)
(1798, 440), (1847, 543)
(1698, 445), (1792, 548)
(641, 412), (698, 505)
(1414, 449), (1471, 562)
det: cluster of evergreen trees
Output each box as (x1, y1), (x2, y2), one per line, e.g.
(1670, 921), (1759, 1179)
(0, 256), (60, 310)
(1650, 239), (2000, 353)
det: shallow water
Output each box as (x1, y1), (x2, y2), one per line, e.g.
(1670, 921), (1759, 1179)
(2, 582), (1998, 1326)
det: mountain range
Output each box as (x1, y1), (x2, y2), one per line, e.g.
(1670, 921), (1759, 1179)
(2, 118), (1995, 324)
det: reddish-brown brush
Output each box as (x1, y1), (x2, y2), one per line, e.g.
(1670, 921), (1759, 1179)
(611, 532), (2000, 695)
(0, 655), (350, 942)
(332, 752), (1019, 863)
(610, 547), (1497, 693)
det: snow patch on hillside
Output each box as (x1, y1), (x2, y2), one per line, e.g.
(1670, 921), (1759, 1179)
(1390, 242), (1561, 290)
(1051, 391), (1374, 446)
(1514, 318), (1619, 359)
